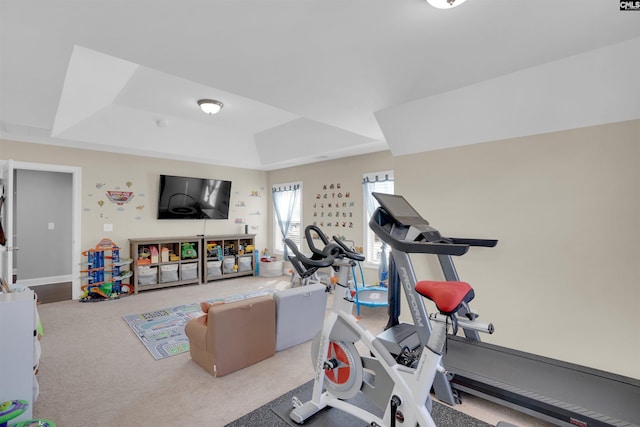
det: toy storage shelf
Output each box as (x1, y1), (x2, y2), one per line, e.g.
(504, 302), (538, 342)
(203, 234), (255, 282)
(129, 236), (202, 294)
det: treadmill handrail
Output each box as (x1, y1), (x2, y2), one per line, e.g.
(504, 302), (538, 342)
(369, 207), (470, 256)
(449, 238), (498, 248)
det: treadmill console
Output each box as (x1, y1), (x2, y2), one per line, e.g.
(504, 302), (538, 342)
(370, 192), (472, 256)
(407, 223), (445, 243)
(372, 192), (445, 243)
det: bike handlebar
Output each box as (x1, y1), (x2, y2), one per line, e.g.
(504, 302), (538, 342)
(286, 225), (366, 278)
(332, 235), (365, 262)
(284, 238), (339, 269)
(305, 225), (332, 257)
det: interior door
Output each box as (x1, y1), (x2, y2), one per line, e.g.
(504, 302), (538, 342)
(0, 159), (15, 282)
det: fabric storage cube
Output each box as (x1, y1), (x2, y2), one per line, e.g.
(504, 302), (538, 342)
(223, 257), (236, 273)
(160, 264), (179, 282)
(207, 260), (222, 277)
(137, 266), (157, 285)
(181, 263), (199, 280)
(259, 260), (283, 277)
(238, 256), (252, 272)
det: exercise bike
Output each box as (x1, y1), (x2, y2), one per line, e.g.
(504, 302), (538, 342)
(288, 225), (335, 287)
(285, 226), (493, 427)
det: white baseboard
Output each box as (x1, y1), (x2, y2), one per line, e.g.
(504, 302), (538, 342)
(17, 275), (72, 287)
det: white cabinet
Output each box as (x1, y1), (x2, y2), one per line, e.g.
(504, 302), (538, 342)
(0, 290), (36, 423)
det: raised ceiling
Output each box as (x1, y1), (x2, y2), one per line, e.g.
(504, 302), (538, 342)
(1, 0), (639, 170)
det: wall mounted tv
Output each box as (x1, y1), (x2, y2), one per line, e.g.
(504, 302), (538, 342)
(157, 174), (232, 220)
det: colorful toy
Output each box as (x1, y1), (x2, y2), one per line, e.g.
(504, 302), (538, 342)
(0, 400), (56, 427)
(80, 238), (133, 302)
(181, 242), (197, 259)
(12, 420), (57, 427)
(206, 242), (218, 256)
(137, 247), (151, 265)
(149, 246), (159, 263)
(0, 400), (27, 427)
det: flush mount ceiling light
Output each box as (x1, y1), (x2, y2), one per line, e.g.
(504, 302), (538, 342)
(427, 0), (468, 9)
(198, 99), (224, 115)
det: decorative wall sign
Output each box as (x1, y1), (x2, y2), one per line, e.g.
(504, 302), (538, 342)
(85, 180), (143, 216)
(106, 190), (134, 205)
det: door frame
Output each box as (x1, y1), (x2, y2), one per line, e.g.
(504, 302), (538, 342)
(8, 161), (81, 299)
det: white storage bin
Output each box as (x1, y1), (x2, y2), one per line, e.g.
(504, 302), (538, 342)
(207, 260), (222, 277)
(181, 263), (199, 280)
(259, 260), (283, 277)
(223, 257), (236, 274)
(160, 264), (179, 283)
(137, 266), (158, 285)
(238, 256), (252, 272)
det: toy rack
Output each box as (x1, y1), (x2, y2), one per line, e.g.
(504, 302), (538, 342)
(80, 238), (133, 302)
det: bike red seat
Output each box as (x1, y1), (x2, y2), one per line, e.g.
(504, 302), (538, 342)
(415, 280), (475, 315)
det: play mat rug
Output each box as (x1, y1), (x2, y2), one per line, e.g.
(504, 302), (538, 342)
(123, 289), (275, 360)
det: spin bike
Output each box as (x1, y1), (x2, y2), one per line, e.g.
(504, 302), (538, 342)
(285, 226), (493, 427)
(288, 225), (337, 287)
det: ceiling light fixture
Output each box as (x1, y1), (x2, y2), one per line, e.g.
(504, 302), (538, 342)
(427, 0), (468, 9)
(198, 99), (224, 115)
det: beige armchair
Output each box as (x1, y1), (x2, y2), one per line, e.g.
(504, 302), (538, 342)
(185, 295), (276, 377)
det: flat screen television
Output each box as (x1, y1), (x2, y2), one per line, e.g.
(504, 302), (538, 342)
(157, 174), (232, 220)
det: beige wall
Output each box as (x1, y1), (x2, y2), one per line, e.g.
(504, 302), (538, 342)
(0, 140), (269, 259)
(394, 119), (639, 379)
(3, 118), (638, 379)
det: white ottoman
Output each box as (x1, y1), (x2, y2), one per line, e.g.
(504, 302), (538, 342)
(274, 283), (328, 351)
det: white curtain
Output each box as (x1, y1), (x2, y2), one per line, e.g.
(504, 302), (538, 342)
(272, 184), (300, 258)
(363, 172), (393, 283)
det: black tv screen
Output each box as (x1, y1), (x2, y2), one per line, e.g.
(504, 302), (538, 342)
(157, 174), (232, 220)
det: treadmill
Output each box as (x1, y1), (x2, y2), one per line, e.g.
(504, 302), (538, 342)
(368, 192), (640, 427)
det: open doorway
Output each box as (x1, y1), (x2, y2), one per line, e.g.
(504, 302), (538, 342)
(14, 169), (72, 302)
(1, 161), (81, 302)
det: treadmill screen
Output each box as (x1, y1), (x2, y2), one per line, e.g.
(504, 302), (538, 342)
(372, 192), (428, 226)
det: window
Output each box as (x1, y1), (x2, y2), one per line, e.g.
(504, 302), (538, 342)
(362, 171), (394, 269)
(272, 182), (302, 256)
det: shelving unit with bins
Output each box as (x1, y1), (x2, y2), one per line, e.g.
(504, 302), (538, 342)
(129, 236), (202, 294)
(203, 234), (256, 282)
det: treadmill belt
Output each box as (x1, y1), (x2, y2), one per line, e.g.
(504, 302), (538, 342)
(442, 336), (640, 427)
